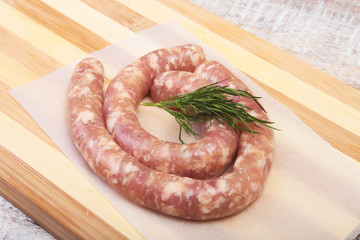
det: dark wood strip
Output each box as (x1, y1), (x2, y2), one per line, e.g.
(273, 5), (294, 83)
(0, 25), (62, 77)
(82, 0), (156, 32)
(4, 0), (110, 52)
(0, 172), (80, 240)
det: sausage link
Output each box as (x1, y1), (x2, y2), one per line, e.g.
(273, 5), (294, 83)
(103, 45), (237, 179)
(68, 53), (274, 220)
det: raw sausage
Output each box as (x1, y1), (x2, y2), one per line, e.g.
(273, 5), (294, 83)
(103, 45), (238, 179)
(68, 46), (274, 220)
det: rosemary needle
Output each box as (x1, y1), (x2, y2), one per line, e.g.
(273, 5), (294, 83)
(141, 81), (277, 144)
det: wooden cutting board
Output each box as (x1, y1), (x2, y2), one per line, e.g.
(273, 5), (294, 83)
(0, 0), (359, 239)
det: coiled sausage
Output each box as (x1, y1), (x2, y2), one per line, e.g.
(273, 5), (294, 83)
(68, 46), (274, 220)
(103, 45), (238, 179)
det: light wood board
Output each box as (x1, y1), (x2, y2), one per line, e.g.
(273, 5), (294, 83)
(0, 0), (359, 239)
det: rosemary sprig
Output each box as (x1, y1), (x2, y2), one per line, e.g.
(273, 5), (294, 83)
(141, 81), (277, 144)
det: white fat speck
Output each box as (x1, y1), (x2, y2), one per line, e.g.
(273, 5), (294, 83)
(242, 143), (256, 156)
(123, 162), (139, 174)
(165, 63), (171, 71)
(103, 140), (118, 150)
(134, 68), (146, 80)
(180, 145), (188, 153)
(228, 82), (236, 89)
(248, 110), (261, 118)
(153, 78), (161, 86)
(160, 144), (170, 158)
(106, 117), (116, 132)
(201, 206), (211, 214)
(118, 91), (132, 99)
(110, 158), (121, 174)
(142, 154), (151, 162)
(205, 142), (217, 154)
(98, 136), (108, 146)
(185, 189), (194, 199)
(148, 53), (159, 72)
(183, 177), (195, 185)
(111, 178), (118, 185)
(165, 79), (173, 89)
(95, 153), (102, 167)
(76, 110), (95, 123)
(251, 182), (259, 192)
(191, 53), (201, 64)
(92, 62), (103, 74)
(113, 81), (125, 91)
(216, 179), (228, 192)
(161, 181), (186, 201)
(197, 190), (212, 205)
(69, 85), (79, 97)
(106, 111), (122, 132)
(257, 158), (266, 169)
(122, 177), (129, 186)
(163, 205), (179, 215)
(207, 187), (216, 195)
(213, 196), (225, 209)
(70, 85), (91, 97)
(220, 147), (230, 163)
(207, 64), (216, 71)
(169, 55), (177, 65)
(84, 72), (96, 82)
(87, 139), (96, 149)
(188, 76), (198, 84)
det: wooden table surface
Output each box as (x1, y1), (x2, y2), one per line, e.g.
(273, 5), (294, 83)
(0, 0), (359, 239)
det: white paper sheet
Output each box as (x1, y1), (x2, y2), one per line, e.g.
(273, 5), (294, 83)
(9, 21), (360, 240)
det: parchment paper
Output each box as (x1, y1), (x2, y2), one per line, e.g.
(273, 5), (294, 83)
(9, 21), (360, 240)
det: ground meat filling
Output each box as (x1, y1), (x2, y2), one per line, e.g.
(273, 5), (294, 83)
(68, 45), (274, 220)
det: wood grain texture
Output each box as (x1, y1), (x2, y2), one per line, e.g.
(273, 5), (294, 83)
(0, 145), (128, 240)
(0, 1), (86, 66)
(4, 0), (110, 52)
(0, 81), (59, 152)
(42, 0), (134, 43)
(0, 25), (62, 80)
(252, 77), (360, 161)
(0, 0), (359, 239)
(81, 0), (156, 32)
(0, 110), (144, 240)
(0, 150), (80, 240)
(159, 0), (360, 110)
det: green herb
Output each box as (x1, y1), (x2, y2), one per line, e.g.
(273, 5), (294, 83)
(141, 81), (277, 144)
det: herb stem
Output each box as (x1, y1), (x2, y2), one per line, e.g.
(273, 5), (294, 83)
(141, 81), (277, 143)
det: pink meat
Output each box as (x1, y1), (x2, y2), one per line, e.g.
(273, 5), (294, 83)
(103, 45), (238, 179)
(68, 47), (274, 220)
